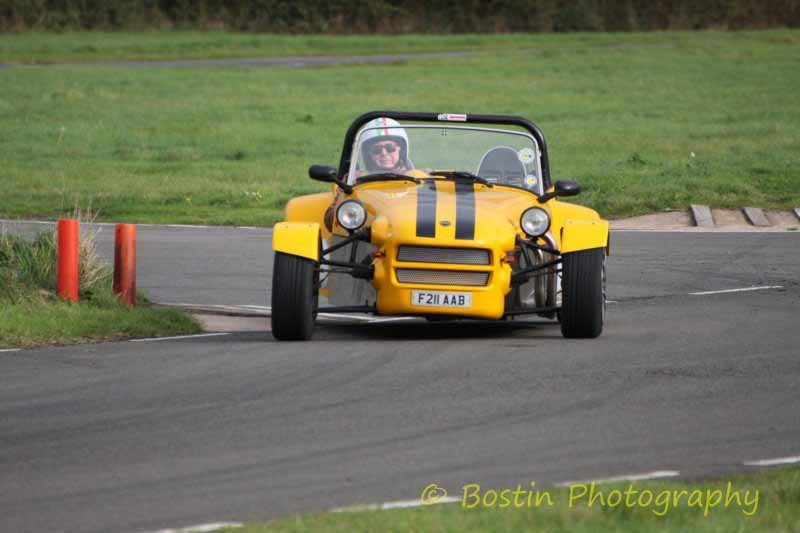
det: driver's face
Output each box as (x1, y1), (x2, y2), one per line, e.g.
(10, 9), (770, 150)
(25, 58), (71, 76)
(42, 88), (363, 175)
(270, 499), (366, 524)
(369, 141), (401, 170)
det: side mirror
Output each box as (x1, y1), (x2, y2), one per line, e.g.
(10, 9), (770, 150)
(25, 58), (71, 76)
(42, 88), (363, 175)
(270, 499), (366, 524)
(538, 180), (581, 203)
(555, 180), (580, 197)
(309, 165), (337, 183)
(309, 164), (353, 194)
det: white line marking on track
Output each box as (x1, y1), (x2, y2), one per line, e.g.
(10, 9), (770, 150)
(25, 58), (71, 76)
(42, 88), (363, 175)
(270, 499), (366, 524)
(213, 305), (265, 312)
(332, 496), (460, 513)
(147, 522), (243, 533)
(611, 228), (800, 233)
(0, 348), (21, 353)
(155, 303), (270, 315)
(0, 219), (61, 226)
(743, 456), (800, 467)
(157, 303), (417, 322)
(368, 317), (419, 323)
(1, 219), (267, 232)
(317, 313), (374, 321)
(555, 470), (680, 487)
(158, 302), (263, 310)
(689, 285), (783, 296)
(130, 333), (230, 343)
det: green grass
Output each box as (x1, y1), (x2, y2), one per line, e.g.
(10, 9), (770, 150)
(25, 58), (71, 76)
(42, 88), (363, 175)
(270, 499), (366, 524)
(0, 298), (201, 348)
(0, 229), (201, 348)
(230, 466), (800, 532)
(1, 30), (799, 225)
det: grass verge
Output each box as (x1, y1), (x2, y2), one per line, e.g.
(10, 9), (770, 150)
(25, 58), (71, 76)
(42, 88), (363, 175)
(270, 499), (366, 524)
(1, 30), (799, 224)
(0, 228), (201, 348)
(230, 466), (799, 532)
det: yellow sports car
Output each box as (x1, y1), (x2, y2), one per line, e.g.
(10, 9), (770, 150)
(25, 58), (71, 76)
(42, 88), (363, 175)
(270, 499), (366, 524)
(271, 111), (609, 340)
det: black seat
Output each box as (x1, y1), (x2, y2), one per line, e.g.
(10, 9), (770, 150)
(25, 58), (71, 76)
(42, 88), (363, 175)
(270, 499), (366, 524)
(476, 146), (526, 187)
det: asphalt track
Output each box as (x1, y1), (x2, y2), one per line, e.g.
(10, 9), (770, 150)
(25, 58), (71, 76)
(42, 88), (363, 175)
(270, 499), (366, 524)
(1, 51), (474, 70)
(1, 224), (799, 532)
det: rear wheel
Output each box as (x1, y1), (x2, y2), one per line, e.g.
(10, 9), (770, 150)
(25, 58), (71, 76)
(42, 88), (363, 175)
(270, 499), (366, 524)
(560, 248), (605, 338)
(271, 252), (318, 340)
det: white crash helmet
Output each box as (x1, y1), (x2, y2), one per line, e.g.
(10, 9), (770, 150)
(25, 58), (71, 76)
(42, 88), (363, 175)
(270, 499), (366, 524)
(359, 117), (410, 171)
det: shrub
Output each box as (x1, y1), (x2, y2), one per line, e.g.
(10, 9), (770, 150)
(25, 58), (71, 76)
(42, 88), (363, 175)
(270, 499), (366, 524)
(2, 0), (799, 32)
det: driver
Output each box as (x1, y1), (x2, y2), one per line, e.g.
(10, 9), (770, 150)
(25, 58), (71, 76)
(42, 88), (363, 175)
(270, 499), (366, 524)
(359, 117), (412, 174)
(325, 117), (413, 231)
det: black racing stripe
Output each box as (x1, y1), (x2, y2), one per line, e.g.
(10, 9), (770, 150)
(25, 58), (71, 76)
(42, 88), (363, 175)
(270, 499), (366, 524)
(416, 179), (437, 238)
(454, 181), (475, 240)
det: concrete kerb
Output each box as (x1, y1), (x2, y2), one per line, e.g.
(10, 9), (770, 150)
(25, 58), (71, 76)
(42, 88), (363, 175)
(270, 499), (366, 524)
(610, 208), (800, 232)
(148, 304), (270, 333)
(689, 205), (714, 227)
(742, 206), (772, 227)
(153, 303), (269, 317)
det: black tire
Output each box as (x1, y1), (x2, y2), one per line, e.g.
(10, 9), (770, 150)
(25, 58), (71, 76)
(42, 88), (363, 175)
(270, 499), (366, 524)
(560, 247), (605, 339)
(271, 252), (318, 340)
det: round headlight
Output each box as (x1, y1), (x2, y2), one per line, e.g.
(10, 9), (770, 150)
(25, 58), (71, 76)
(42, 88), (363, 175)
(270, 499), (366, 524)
(336, 200), (367, 231)
(520, 207), (550, 237)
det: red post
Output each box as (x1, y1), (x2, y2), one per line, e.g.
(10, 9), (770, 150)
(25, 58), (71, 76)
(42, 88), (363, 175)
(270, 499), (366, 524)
(57, 219), (80, 302)
(113, 224), (137, 308)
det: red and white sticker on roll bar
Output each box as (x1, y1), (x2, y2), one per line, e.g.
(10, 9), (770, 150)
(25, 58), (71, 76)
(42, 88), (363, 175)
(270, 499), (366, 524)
(437, 113), (467, 122)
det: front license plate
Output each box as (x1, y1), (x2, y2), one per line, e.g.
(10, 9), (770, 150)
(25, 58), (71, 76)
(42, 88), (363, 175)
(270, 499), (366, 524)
(411, 290), (472, 308)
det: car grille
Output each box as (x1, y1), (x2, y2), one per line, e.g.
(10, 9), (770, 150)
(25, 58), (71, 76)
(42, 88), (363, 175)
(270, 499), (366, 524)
(395, 269), (489, 287)
(396, 246), (490, 265)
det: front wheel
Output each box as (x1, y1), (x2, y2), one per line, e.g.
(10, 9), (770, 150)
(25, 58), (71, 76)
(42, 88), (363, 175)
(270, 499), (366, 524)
(560, 248), (605, 339)
(271, 252), (318, 340)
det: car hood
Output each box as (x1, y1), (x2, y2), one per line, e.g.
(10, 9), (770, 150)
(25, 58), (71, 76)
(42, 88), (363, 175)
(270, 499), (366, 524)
(352, 180), (535, 248)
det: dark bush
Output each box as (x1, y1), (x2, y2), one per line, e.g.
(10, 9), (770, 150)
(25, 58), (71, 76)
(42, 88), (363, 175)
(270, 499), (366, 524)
(2, 0), (799, 32)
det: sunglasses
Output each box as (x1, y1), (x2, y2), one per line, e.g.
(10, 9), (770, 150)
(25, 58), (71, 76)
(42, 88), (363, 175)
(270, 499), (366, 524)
(370, 143), (399, 155)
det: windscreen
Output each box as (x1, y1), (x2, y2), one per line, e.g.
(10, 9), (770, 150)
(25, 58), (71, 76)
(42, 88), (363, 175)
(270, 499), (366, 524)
(349, 125), (543, 194)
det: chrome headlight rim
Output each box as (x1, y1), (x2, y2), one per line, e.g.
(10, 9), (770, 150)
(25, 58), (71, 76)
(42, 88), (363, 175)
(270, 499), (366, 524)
(336, 199), (367, 231)
(520, 207), (551, 237)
